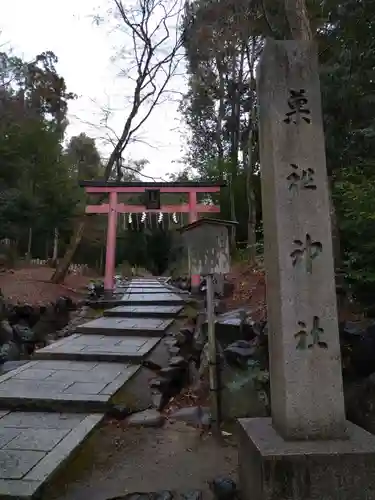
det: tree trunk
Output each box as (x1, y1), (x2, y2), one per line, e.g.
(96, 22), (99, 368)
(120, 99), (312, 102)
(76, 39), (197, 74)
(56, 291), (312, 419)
(246, 38), (258, 266)
(228, 48), (245, 250)
(215, 57), (225, 176)
(50, 216), (85, 284)
(284, 0), (313, 40)
(26, 227), (32, 262)
(328, 177), (342, 271)
(52, 227), (59, 263)
(246, 104), (257, 265)
(228, 173), (237, 251)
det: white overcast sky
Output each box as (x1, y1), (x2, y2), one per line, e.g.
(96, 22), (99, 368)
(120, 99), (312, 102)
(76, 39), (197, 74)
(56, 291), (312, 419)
(0, 0), (186, 179)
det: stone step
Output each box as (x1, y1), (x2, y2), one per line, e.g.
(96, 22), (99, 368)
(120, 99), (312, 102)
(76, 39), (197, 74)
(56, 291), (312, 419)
(117, 283), (167, 288)
(76, 317), (174, 337)
(0, 410), (103, 500)
(0, 360), (140, 413)
(120, 287), (181, 294)
(120, 292), (184, 306)
(104, 305), (184, 318)
(34, 334), (161, 363)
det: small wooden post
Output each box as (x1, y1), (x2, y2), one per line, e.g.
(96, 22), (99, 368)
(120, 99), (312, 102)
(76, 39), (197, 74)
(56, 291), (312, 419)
(206, 273), (220, 435)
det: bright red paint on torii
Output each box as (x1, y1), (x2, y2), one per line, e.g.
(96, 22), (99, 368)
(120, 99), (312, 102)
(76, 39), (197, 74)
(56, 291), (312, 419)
(80, 181), (225, 292)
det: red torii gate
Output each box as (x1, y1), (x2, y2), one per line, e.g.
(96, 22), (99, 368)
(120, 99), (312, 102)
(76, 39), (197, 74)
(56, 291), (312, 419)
(80, 181), (225, 293)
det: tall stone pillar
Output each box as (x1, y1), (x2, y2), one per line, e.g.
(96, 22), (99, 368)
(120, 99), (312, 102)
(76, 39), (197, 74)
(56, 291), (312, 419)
(238, 39), (375, 500)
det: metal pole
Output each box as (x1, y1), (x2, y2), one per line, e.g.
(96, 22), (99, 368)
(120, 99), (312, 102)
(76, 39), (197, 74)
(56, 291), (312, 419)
(206, 273), (221, 436)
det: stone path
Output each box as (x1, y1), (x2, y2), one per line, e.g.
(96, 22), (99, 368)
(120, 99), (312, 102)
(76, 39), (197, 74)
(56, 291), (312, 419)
(120, 291), (184, 305)
(0, 278), (186, 499)
(0, 360), (140, 412)
(121, 286), (181, 294)
(87, 282), (184, 308)
(76, 317), (173, 336)
(0, 411), (103, 499)
(34, 335), (161, 363)
(104, 305), (183, 318)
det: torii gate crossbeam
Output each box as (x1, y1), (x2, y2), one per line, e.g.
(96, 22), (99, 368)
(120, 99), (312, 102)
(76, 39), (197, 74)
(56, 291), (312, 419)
(80, 181), (225, 293)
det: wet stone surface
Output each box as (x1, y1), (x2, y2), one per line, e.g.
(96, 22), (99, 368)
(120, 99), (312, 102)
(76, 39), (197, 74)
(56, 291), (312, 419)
(34, 335), (161, 363)
(122, 287), (178, 294)
(105, 305), (184, 318)
(0, 360), (140, 412)
(76, 317), (174, 336)
(0, 411), (103, 498)
(120, 293), (184, 305)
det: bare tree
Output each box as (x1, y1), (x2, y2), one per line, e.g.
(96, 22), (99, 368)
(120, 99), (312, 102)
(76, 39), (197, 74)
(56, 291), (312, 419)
(244, 37), (263, 265)
(51, 0), (184, 284)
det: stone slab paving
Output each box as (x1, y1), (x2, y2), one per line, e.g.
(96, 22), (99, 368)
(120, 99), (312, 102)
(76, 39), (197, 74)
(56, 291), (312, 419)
(0, 411), (103, 499)
(117, 283), (165, 288)
(76, 317), (174, 336)
(121, 292), (184, 305)
(104, 305), (184, 318)
(0, 360), (140, 412)
(34, 334), (161, 363)
(121, 286), (180, 294)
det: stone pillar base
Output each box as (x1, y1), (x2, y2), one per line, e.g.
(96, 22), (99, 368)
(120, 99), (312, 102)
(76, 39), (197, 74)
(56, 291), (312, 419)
(238, 418), (375, 500)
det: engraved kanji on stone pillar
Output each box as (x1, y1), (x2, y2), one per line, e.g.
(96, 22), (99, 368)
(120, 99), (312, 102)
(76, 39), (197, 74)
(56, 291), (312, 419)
(257, 39), (347, 440)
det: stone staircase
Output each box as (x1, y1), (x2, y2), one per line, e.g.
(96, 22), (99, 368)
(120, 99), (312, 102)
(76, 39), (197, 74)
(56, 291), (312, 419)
(0, 278), (185, 500)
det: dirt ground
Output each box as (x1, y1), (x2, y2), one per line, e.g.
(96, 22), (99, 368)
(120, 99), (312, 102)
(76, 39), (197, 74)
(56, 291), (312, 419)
(0, 266), (94, 304)
(224, 263), (266, 321)
(45, 421), (238, 500)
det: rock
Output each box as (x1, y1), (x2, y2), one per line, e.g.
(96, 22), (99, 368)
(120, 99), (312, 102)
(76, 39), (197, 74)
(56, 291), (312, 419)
(224, 340), (257, 369)
(188, 360), (200, 386)
(164, 338), (179, 348)
(107, 491), (174, 500)
(168, 346), (180, 355)
(142, 360), (162, 373)
(31, 304), (59, 343)
(151, 391), (163, 410)
(126, 409), (165, 428)
(155, 492), (174, 500)
(179, 327), (194, 341)
(221, 360), (269, 420)
(150, 377), (170, 390)
(160, 366), (186, 379)
(12, 324), (35, 344)
(180, 492), (203, 500)
(204, 308), (258, 348)
(208, 477), (238, 500)
(169, 406), (211, 429)
(0, 320), (13, 345)
(214, 300), (226, 315)
(0, 341), (20, 364)
(108, 405), (133, 420)
(169, 356), (187, 368)
(54, 306), (91, 339)
(55, 296), (75, 313)
(150, 374), (186, 407)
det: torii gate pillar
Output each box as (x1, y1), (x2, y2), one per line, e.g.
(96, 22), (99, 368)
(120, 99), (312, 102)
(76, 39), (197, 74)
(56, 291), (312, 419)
(188, 190), (200, 293)
(81, 181), (226, 295)
(104, 191), (118, 292)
